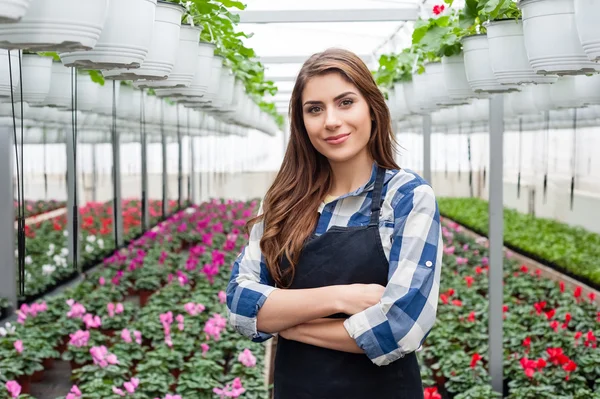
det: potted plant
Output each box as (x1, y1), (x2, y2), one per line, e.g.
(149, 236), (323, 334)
(574, 0), (600, 62)
(519, 0), (600, 75)
(132, 266), (164, 307)
(103, 1), (186, 81)
(0, 0), (109, 51)
(38, 60), (71, 109)
(59, 0), (157, 70)
(486, 1), (558, 85)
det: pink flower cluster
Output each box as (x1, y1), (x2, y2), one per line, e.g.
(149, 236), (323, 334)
(90, 345), (119, 368)
(121, 329), (142, 345)
(204, 313), (228, 341)
(66, 299), (87, 319)
(83, 313), (102, 329)
(238, 348), (256, 368)
(112, 377), (139, 396)
(167, 270), (189, 287)
(69, 330), (90, 347)
(5, 381), (20, 398)
(154, 395), (182, 399)
(218, 291), (227, 304)
(213, 377), (245, 398)
(107, 302), (125, 318)
(13, 340), (23, 354)
(184, 302), (206, 316)
(160, 311), (175, 347)
(66, 385), (82, 399)
(16, 301), (48, 324)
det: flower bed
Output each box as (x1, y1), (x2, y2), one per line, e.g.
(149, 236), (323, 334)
(1, 199), (268, 399)
(18, 199), (180, 300)
(438, 197), (600, 288)
(16, 200), (66, 220)
(420, 218), (600, 399)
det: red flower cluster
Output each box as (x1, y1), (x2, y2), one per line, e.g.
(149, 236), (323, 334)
(432, 4), (445, 15)
(424, 387), (441, 399)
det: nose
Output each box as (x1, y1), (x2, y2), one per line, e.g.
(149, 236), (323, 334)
(324, 107), (342, 131)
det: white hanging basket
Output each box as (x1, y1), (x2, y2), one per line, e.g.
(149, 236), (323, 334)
(487, 19), (557, 85)
(196, 55), (223, 106)
(154, 41), (215, 100)
(0, 0), (32, 23)
(135, 25), (202, 89)
(103, 1), (185, 81)
(441, 54), (476, 101)
(210, 68), (235, 110)
(0, 50), (21, 100)
(412, 71), (438, 113)
(574, 73), (600, 106)
(14, 54), (52, 104)
(38, 61), (71, 108)
(0, 0), (109, 51)
(425, 62), (469, 106)
(392, 83), (411, 119)
(507, 85), (540, 116)
(118, 84), (142, 121)
(67, 74), (100, 112)
(402, 81), (421, 115)
(574, 0), (600, 62)
(94, 81), (120, 115)
(462, 34), (520, 93)
(60, 0), (157, 69)
(549, 76), (582, 109)
(520, 0), (600, 75)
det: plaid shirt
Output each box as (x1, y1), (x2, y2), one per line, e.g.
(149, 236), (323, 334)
(226, 163), (443, 366)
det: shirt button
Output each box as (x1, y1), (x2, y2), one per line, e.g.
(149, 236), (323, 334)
(425, 261), (433, 267)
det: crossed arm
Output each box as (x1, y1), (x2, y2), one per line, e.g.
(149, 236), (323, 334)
(279, 318), (363, 354)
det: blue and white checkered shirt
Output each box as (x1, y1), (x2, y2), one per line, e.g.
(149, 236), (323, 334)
(226, 164), (443, 366)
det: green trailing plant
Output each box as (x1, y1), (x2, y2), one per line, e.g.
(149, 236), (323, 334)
(373, 49), (416, 89)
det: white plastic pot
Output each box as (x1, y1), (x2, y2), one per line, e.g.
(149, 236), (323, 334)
(199, 55), (223, 105)
(0, 0), (109, 51)
(103, 1), (185, 81)
(412, 72), (438, 113)
(39, 61), (71, 108)
(550, 77), (582, 109)
(118, 85), (143, 121)
(210, 68), (235, 110)
(135, 25), (202, 89)
(462, 34), (520, 93)
(0, 0), (32, 23)
(66, 74), (100, 112)
(402, 82), (421, 115)
(425, 62), (469, 106)
(0, 50), (21, 100)
(441, 54), (476, 101)
(14, 54), (52, 104)
(95, 81), (120, 115)
(520, 0), (600, 75)
(574, 0), (600, 62)
(530, 83), (553, 112)
(60, 0), (157, 69)
(487, 19), (557, 85)
(574, 73), (600, 106)
(154, 41), (215, 100)
(392, 83), (410, 118)
(506, 86), (539, 116)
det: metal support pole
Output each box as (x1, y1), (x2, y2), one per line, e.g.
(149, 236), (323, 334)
(140, 104), (149, 231)
(43, 127), (48, 200)
(0, 127), (16, 312)
(110, 110), (124, 248)
(488, 94), (504, 396)
(422, 114), (432, 184)
(190, 134), (197, 204)
(161, 103), (168, 218)
(91, 143), (97, 202)
(177, 107), (183, 210)
(66, 128), (80, 269)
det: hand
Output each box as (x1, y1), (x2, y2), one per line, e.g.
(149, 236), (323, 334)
(338, 284), (386, 315)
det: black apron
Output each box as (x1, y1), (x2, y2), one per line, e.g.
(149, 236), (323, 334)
(274, 166), (424, 399)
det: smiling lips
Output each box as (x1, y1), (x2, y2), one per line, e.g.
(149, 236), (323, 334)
(325, 133), (350, 145)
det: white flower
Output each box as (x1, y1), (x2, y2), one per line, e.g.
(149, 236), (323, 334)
(185, 208), (196, 214)
(42, 264), (56, 276)
(98, 239), (104, 249)
(25, 271), (32, 281)
(25, 255), (32, 265)
(63, 230), (68, 237)
(85, 245), (94, 254)
(49, 243), (55, 250)
(61, 248), (69, 257)
(86, 235), (96, 243)
(1, 322), (15, 336)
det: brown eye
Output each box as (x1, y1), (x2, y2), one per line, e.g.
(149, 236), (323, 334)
(308, 106), (322, 114)
(340, 99), (353, 107)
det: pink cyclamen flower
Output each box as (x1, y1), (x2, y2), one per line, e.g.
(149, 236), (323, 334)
(83, 313), (102, 329)
(115, 303), (124, 314)
(112, 386), (125, 396)
(5, 381), (21, 398)
(121, 329), (132, 343)
(134, 330), (142, 345)
(176, 314), (185, 331)
(107, 303), (115, 318)
(164, 395), (182, 399)
(123, 377), (140, 394)
(66, 385), (82, 399)
(201, 343), (210, 355)
(90, 346), (119, 368)
(213, 377), (245, 399)
(238, 348), (257, 367)
(99, 276), (105, 286)
(69, 330), (90, 347)
(218, 291), (227, 304)
(67, 302), (87, 319)
(14, 340), (23, 354)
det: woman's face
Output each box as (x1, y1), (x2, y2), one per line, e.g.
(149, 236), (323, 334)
(301, 72), (372, 164)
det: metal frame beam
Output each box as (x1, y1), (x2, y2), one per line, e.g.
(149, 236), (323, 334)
(488, 94), (504, 396)
(0, 126), (16, 313)
(260, 55), (373, 64)
(235, 7), (419, 24)
(265, 76), (297, 82)
(65, 128), (80, 269)
(422, 114), (432, 184)
(111, 114), (124, 248)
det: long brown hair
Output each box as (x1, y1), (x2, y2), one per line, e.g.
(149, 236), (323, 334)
(246, 48), (400, 288)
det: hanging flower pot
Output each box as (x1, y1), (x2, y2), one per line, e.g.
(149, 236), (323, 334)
(94, 81), (120, 116)
(0, 0), (32, 23)
(530, 83), (553, 112)
(462, 34), (520, 93)
(425, 62), (470, 106)
(0, 0), (109, 51)
(103, 1), (185, 81)
(508, 85), (541, 116)
(412, 71), (438, 113)
(549, 76), (582, 109)
(574, 0), (600, 62)
(118, 84), (143, 121)
(441, 54), (476, 101)
(392, 83), (410, 119)
(0, 50), (21, 100)
(402, 81), (421, 115)
(487, 19), (557, 85)
(574, 73), (600, 106)
(14, 54), (53, 104)
(38, 61), (71, 108)
(135, 24), (202, 89)
(519, 0), (600, 75)
(65, 74), (100, 112)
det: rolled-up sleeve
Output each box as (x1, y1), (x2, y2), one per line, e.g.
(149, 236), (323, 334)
(226, 202), (279, 342)
(343, 182), (443, 366)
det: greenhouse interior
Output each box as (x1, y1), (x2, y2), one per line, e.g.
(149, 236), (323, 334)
(0, 0), (599, 398)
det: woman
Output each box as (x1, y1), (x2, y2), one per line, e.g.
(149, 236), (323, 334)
(226, 48), (442, 399)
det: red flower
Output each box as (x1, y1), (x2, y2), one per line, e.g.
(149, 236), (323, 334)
(470, 353), (481, 368)
(523, 337), (531, 347)
(559, 281), (565, 293)
(475, 266), (484, 274)
(467, 311), (476, 323)
(588, 292), (596, 302)
(536, 358), (547, 370)
(535, 269), (542, 278)
(465, 275), (474, 288)
(550, 320), (560, 332)
(545, 309), (556, 320)
(519, 357), (537, 378)
(424, 387), (441, 399)
(432, 4), (445, 15)
(563, 360), (577, 372)
(452, 299), (462, 307)
(440, 294), (449, 305)
(520, 265), (528, 273)
(574, 286), (582, 299)
(503, 304), (509, 313)
(534, 301), (546, 315)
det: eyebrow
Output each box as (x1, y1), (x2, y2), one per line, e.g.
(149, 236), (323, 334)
(302, 91), (357, 107)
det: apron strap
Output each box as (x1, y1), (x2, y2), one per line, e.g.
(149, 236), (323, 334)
(369, 165), (386, 226)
